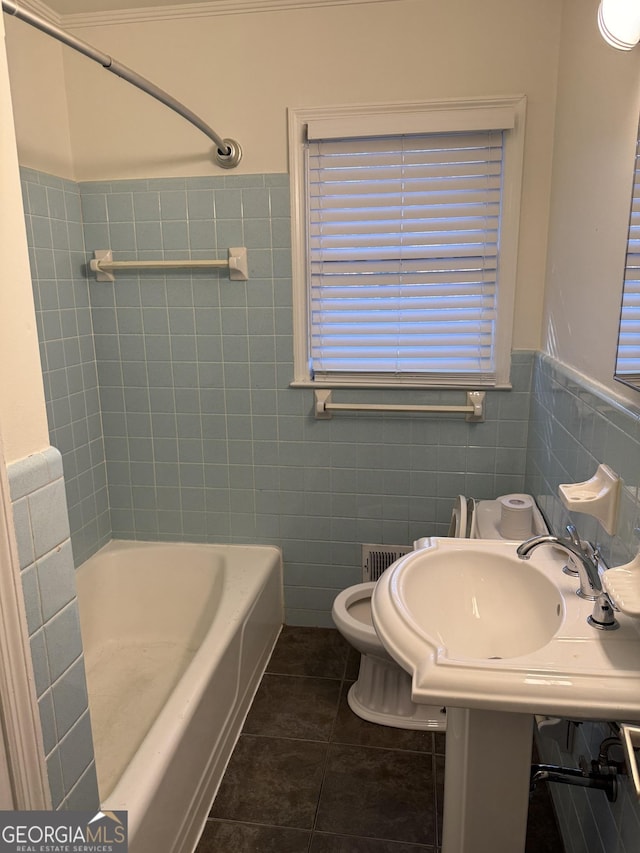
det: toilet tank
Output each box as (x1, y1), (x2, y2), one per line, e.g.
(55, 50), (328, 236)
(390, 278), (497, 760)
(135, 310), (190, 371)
(472, 494), (549, 540)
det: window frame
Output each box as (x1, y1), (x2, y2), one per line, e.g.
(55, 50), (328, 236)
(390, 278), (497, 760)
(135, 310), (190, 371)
(287, 96), (527, 389)
(614, 115), (640, 388)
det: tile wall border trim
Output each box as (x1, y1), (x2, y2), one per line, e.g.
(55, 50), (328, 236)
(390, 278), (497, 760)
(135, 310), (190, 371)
(538, 352), (640, 422)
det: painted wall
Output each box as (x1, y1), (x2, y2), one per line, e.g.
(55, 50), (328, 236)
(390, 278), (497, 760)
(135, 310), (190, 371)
(5, 0), (563, 356)
(3, 14), (75, 181)
(542, 0), (640, 406)
(0, 13), (50, 463)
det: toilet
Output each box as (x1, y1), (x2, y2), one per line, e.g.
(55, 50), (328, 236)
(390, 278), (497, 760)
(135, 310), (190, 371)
(333, 581), (446, 728)
(332, 494), (548, 730)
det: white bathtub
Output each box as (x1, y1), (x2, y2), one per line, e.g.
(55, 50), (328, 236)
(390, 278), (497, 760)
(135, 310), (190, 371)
(75, 540), (282, 853)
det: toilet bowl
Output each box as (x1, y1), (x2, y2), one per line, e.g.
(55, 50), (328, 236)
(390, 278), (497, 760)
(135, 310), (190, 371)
(332, 583), (382, 658)
(332, 493), (548, 730)
(332, 582), (446, 729)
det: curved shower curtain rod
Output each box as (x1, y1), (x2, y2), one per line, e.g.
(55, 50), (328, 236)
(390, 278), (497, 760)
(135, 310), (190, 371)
(1, 0), (242, 168)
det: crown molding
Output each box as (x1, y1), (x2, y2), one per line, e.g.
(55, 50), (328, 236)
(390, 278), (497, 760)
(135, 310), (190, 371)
(9, 0), (61, 25)
(62, 0), (402, 28)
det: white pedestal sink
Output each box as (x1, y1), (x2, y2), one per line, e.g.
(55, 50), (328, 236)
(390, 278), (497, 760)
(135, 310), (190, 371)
(371, 538), (640, 853)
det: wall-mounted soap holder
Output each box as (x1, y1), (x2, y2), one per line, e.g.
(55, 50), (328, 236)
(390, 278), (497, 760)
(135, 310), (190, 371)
(559, 464), (621, 535)
(602, 553), (640, 616)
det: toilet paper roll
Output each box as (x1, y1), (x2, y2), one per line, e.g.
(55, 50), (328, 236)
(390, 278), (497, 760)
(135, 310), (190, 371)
(499, 494), (534, 540)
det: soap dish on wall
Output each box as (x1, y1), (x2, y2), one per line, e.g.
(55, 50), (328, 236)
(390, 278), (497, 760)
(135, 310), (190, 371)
(602, 554), (640, 616)
(559, 464), (621, 535)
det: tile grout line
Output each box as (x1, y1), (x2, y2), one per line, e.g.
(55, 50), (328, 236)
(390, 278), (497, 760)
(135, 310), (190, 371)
(306, 661), (351, 846)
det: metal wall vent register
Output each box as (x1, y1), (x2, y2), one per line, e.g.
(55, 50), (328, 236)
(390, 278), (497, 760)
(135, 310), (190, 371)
(362, 544), (413, 582)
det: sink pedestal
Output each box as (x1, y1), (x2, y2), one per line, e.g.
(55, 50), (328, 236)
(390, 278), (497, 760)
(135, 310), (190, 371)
(442, 708), (533, 853)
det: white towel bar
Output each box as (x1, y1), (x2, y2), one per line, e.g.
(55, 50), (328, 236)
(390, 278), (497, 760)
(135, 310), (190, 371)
(314, 389), (485, 421)
(90, 247), (249, 281)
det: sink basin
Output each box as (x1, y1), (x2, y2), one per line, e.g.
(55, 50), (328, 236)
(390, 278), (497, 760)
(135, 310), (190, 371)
(396, 548), (563, 659)
(371, 537), (640, 720)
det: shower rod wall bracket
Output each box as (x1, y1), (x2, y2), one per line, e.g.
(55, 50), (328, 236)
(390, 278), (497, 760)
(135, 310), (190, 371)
(90, 247), (249, 281)
(215, 139), (242, 169)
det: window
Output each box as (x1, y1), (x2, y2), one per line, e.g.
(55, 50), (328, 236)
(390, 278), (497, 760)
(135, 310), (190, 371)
(288, 97), (526, 388)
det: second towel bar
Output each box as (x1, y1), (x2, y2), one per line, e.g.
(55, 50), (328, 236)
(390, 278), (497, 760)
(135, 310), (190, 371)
(314, 390), (485, 421)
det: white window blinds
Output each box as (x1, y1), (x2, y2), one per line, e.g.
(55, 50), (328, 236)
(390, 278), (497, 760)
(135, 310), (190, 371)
(307, 130), (504, 384)
(616, 131), (640, 379)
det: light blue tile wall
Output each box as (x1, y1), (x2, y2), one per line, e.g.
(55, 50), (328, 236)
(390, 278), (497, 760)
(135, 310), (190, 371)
(78, 172), (533, 625)
(19, 167), (640, 845)
(526, 354), (640, 567)
(8, 448), (99, 811)
(18, 167), (536, 623)
(525, 353), (640, 853)
(20, 169), (111, 566)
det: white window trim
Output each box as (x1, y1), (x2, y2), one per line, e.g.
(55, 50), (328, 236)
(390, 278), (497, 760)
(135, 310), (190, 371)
(288, 96), (527, 389)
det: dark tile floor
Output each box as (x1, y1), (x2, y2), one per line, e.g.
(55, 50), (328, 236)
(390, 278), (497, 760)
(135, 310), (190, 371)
(196, 626), (565, 852)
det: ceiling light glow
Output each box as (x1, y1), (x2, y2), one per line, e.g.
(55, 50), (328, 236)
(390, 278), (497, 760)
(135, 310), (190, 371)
(598, 0), (640, 50)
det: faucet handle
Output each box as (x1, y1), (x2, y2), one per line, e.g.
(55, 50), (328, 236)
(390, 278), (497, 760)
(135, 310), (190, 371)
(580, 539), (601, 568)
(566, 524), (582, 548)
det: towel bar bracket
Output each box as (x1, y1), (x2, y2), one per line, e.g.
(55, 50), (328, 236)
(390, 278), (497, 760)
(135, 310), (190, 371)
(91, 250), (116, 282)
(314, 389), (485, 421)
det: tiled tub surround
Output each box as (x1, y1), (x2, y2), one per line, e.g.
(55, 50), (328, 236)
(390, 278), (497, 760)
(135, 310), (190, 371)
(78, 172), (532, 625)
(8, 447), (99, 811)
(525, 353), (640, 853)
(20, 168), (111, 566)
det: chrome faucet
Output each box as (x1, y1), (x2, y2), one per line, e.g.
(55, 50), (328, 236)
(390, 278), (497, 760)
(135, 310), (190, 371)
(516, 525), (618, 631)
(517, 525), (601, 598)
